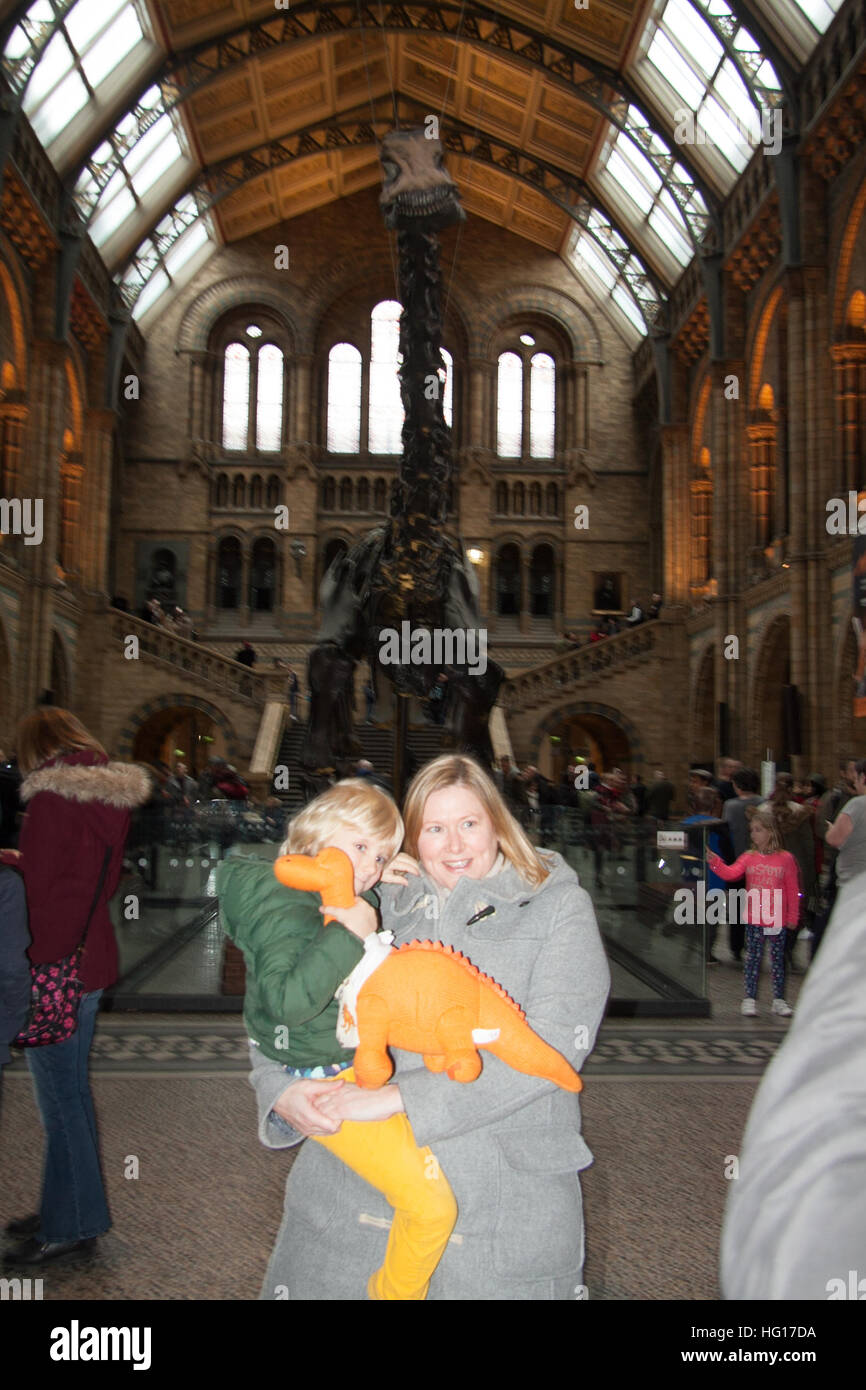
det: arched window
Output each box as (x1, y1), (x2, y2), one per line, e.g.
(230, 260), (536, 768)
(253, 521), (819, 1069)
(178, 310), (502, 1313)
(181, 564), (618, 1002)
(495, 482), (508, 515)
(374, 478), (387, 512)
(513, 482), (525, 516)
(369, 300), (403, 454)
(266, 474), (280, 508)
(357, 477), (369, 511)
(321, 537), (348, 584)
(440, 348), (453, 428)
(529, 482), (541, 515)
(221, 335), (285, 452)
(217, 537), (242, 609)
(495, 544), (521, 616)
(222, 343), (250, 451)
(256, 344), (284, 452)
(250, 537), (276, 611)
(215, 473), (229, 507)
(530, 353), (555, 458)
(322, 477), (336, 510)
(232, 475), (245, 508)
(339, 477), (353, 511)
(495, 336), (558, 458)
(530, 544), (555, 618)
(545, 482), (558, 517)
(327, 343), (362, 453)
(497, 352), (522, 457)
(250, 474), (263, 508)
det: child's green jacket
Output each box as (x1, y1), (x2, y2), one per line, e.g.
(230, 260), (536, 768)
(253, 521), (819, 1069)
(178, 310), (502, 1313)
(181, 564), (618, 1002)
(217, 854), (370, 1066)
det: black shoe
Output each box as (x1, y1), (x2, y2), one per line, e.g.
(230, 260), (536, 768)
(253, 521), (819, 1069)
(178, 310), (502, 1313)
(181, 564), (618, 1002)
(5, 1212), (40, 1238)
(4, 1236), (96, 1267)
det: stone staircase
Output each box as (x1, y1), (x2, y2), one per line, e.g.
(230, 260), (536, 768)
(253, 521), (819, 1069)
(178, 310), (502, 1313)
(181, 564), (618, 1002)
(274, 720), (451, 808)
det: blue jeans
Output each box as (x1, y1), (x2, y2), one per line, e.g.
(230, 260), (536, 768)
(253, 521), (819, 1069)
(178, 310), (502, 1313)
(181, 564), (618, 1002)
(26, 989), (110, 1242)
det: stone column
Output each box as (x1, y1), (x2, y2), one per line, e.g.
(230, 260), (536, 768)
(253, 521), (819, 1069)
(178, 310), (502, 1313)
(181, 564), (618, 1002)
(293, 354), (314, 444)
(659, 423), (689, 604)
(710, 359), (747, 758)
(467, 358), (493, 449)
(80, 406), (115, 594)
(831, 343), (866, 493)
(18, 340), (66, 705)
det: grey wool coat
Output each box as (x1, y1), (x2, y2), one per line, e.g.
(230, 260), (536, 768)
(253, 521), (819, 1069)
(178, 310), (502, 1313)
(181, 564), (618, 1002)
(250, 850), (610, 1300)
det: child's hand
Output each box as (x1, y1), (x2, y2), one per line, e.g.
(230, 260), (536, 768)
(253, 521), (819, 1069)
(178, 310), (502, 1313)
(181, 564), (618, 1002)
(321, 897), (378, 940)
(380, 852), (421, 885)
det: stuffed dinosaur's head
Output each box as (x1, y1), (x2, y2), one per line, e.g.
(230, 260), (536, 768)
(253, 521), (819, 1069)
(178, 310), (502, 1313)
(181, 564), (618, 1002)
(379, 128), (465, 231)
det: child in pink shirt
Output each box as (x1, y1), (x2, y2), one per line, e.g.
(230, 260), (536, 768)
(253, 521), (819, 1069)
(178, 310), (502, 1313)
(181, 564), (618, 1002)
(707, 805), (800, 1017)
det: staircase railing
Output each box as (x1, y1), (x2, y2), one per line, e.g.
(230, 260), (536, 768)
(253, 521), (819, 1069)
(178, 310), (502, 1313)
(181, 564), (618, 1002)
(500, 621), (663, 711)
(107, 610), (285, 704)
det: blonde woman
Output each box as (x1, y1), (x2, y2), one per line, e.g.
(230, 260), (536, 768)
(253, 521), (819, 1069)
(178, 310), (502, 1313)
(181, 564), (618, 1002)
(707, 806), (800, 1017)
(250, 754), (610, 1301)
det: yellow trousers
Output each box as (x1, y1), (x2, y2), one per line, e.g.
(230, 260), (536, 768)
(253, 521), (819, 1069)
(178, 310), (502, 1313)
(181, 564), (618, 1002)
(312, 1068), (457, 1301)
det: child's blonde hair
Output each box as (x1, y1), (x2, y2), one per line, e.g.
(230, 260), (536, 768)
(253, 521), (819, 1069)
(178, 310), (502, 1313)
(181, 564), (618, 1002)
(281, 779), (404, 859)
(746, 804), (783, 854)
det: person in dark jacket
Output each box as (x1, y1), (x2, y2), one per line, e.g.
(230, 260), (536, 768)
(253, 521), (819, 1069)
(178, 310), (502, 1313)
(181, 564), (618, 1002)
(0, 866), (31, 1068)
(235, 641), (256, 667)
(1, 709), (150, 1268)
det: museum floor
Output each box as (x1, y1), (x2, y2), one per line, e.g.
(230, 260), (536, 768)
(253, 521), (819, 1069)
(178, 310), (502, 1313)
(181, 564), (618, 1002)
(0, 949), (804, 1301)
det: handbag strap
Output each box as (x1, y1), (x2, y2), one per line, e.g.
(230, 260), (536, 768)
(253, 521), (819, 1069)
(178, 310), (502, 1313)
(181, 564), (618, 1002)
(78, 846), (113, 955)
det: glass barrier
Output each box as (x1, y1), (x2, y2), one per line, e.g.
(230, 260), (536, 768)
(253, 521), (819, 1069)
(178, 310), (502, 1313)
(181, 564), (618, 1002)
(109, 799), (715, 1014)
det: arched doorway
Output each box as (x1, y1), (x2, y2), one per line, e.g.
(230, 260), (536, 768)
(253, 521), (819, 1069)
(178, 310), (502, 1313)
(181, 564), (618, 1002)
(539, 710), (633, 781)
(751, 616), (792, 767)
(529, 543), (555, 618)
(692, 644), (715, 767)
(495, 543), (521, 616)
(320, 537), (348, 587)
(132, 705), (223, 776)
(217, 537), (242, 609)
(249, 536), (276, 611)
(50, 632), (70, 707)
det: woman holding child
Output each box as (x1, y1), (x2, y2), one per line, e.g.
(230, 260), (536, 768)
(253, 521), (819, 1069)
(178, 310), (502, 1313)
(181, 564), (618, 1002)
(244, 754), (610, 1300)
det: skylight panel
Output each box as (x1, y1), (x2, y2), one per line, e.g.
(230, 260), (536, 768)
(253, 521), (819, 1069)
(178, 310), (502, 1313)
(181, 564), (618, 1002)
(31, 69), (89, 143)
(607, 149), (654, 216)
(650, 199), (691, 263)
(646, 29), (705, 109)
(81, 8), (143, 89)
(65, 0), (127, 52)
(132, 268), (169, 322)
(24, 30), (73, 111)
(714, 58), (754, 128)
(666, 0), (722, 78)
(132, 131), (183, 199)
(90, 186), (135, 245)
(612, 283), (646, 333)
(794, 0), (837, 27)
(125, 114), (172, 177)
(164, 220), (207, 277)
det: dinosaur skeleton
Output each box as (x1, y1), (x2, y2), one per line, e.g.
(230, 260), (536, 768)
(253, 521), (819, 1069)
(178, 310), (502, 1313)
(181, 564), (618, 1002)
(301, 128), (503, 793)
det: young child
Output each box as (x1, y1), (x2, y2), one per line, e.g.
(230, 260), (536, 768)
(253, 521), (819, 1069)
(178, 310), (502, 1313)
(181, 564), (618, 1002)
(217, 779), (457, 1301)
(706, 805), (800, 1017)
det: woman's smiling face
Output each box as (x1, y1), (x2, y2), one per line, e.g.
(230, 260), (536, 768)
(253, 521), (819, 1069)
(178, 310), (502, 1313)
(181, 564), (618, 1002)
(417, 785), (499, 890)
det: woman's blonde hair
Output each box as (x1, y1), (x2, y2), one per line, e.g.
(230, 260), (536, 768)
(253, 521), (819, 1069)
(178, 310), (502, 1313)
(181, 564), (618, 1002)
(402, 754), (550, 887)
(17, 707), (106, 776)
(746, 804), (783, 854)
(282, 778), (403, 858)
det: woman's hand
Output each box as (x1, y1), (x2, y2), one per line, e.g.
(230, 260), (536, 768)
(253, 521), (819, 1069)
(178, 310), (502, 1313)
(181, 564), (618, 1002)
(314, 1082), (405, 1123)
(380, 852), (421, 885)
(272, 1078), (345, 1137)
(320, 897), (378, 940)
(0, 848), (21, 864)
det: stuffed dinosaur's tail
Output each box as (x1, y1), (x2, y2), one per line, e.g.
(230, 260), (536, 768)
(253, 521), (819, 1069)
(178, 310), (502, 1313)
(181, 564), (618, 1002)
(482, 1005), (583, 1093)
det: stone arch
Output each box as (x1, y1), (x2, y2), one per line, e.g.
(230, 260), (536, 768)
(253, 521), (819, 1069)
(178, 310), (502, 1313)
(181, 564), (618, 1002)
(0, 249), (29, 390)
(475, 285), (603, 361)
(176, 275), (301, 354)
(833, 621), (866, 763)
(749, 613), (792, 765)
(529, 701), (642, 772)
(833, 173), (866, 336)
(118, 693), (238, 763)
(691, 641), (715, 765)
(747, 282), (785, 410)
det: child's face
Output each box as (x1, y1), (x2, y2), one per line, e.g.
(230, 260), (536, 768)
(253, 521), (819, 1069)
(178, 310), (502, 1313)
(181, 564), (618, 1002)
(750, 820), (771, 852)
(327, 826), (393, 894)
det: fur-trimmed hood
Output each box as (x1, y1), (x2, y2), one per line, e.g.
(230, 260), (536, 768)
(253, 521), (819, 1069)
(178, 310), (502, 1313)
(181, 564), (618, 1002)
(21, 753), (152, 809)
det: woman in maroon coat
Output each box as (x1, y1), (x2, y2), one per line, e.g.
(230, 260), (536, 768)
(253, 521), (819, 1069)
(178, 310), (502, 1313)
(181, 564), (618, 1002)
(1, 709), (150, 1267)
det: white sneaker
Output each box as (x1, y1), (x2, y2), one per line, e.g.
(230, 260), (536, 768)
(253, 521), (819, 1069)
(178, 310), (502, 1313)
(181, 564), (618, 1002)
(741, 998), (757, 1016)
(771, 998), (793, 1017)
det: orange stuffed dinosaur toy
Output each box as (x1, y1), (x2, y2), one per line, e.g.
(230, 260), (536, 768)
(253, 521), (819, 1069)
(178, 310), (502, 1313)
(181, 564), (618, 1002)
(273, 848), (582, 1094)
